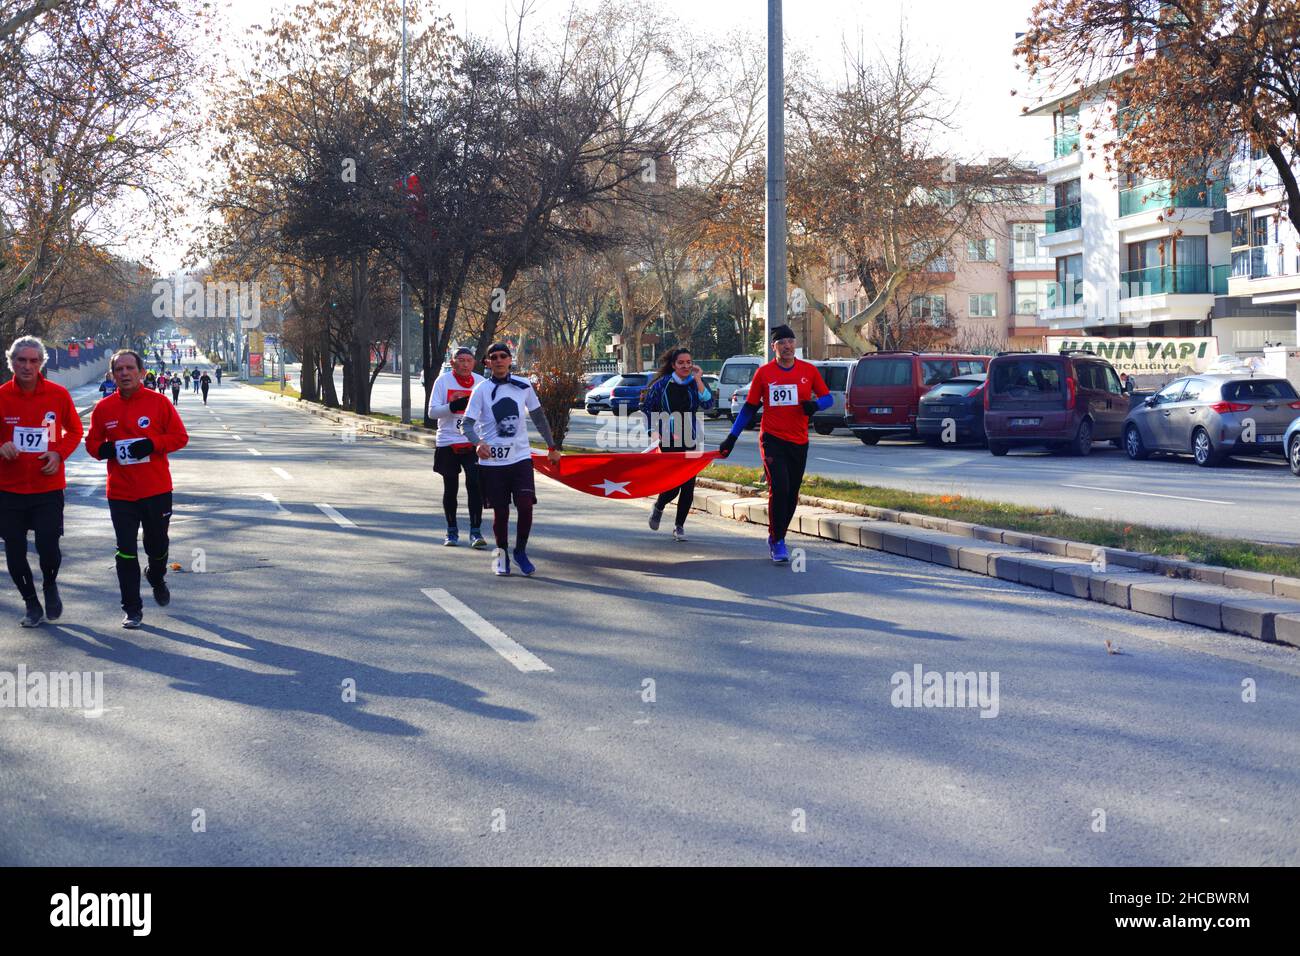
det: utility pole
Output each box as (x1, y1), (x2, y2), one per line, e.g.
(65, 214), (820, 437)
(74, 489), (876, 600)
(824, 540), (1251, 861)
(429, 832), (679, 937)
(765, 0), (786, 350)
(399, 0), (411, 423)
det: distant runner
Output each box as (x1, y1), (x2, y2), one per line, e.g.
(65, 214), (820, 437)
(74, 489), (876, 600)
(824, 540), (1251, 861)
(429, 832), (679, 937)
(190, 367), (200, 393)
(717, 323), (831, 564)
(214, 366), (222, 386)
(170, 374), (181, 404)
(0, 337), (83, 626)
(461, 342), (561, 576)
(428, 347), (486, 548)
(98, 372), (116, 398)
(86, 349), (190, 628)
(200, 371), (211, 405)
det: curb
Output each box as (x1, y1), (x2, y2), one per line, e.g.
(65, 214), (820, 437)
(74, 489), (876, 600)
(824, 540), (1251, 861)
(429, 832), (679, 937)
(245, 386), (1300, 647)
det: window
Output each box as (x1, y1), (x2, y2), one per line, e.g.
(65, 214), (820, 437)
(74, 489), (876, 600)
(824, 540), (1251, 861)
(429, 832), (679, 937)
(819, 365), (848, 390)
(956, 360), (988, 376)
(1012, 223), (1046, 261)
(968, 293), (997, 317)
(1251, 213), (1271, 248)
(720, 363), (758, 385)
(1152, 379), (1188, 405)
(1231, 212), (1249, 248)
(1014, 279), (1052, 314)
(1224, 379), (1298, 401)
(921, 360), (956, 386)
(967, 238), (997, 262)
(909, 294), (946, 320)
(1054, 179), (1081, 207)
(1180, 379), (1207, 402)
(1103, 367), (1124, 395)
(991, 359), (1062, 395)
(853, 358), (912, 387)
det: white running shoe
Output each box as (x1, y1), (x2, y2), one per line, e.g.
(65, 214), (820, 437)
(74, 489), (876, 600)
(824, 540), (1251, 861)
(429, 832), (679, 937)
(672, 526), (688, 542)
(492, 547), (511, 575)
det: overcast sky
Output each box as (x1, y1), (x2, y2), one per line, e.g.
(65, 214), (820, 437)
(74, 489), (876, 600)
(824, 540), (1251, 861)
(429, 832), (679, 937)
(154, 0), (1051, 272)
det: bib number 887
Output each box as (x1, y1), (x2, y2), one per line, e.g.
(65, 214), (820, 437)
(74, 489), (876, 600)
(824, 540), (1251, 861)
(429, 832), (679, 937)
(488, 445), (511, 459)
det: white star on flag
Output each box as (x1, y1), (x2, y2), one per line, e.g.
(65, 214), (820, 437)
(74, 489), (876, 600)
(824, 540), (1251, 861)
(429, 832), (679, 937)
(592, 478), (631, 496)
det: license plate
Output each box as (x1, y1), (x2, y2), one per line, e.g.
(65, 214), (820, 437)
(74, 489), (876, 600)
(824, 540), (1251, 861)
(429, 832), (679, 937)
(1010, 418), (1041, 427)
(929, 405), (950, 415)
(869, 406), (892, 414)
(1257, 434), (1283, 443)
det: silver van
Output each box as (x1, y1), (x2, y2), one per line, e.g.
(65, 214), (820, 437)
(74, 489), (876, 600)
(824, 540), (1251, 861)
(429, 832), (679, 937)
(811, 360), (856, 435)
(715, 355), (763, 420)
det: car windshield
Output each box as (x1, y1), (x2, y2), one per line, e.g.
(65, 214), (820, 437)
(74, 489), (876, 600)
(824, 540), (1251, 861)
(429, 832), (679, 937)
(1224, 379), (1299, 401)
(853, 358), (911, 386)
(929, 378), (984, 397)
(617, 375), (647, 388)
(991, 359), (1062, 395)
(819, 366), (849, 390)
(720, 363), (758, 385)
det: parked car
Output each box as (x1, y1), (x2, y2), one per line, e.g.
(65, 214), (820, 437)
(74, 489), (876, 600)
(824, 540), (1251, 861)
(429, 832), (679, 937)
(717, 355), (763, 418)
(586, 376), (621, 414)
(1285, 415), (1300, 477)
(608, 373), (650, 414)
(1123, 374), (1300, 467)
(702, 375), (721, 415)
(729, 382), (762, 428)
(845, 351), (989, 444)
(917, 373), (988, 446)
(810, 360), (856, 435)
(576, 371), (618, 407)
(984, 350), (1127, 456)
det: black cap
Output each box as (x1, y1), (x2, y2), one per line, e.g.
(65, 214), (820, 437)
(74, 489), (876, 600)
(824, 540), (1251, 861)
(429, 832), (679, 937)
(453, 346), (474, 358)
(486, 341), (512, 357)
(770, 324), (796, 343)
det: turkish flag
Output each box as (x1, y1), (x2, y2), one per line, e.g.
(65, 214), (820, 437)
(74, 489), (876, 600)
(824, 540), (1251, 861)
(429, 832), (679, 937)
(532, 449), (720, 499)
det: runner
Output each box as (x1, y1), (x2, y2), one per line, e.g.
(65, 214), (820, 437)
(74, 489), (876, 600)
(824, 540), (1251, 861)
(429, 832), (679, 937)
(427, 347), (486, 547)
(199, 370), (211, 405)
(0, 337), (83, 626)
(158, 372), (169, 393)
(215, 366), (222, 386)
(86, 349), (189, 628)
(190, 367), (200, 393)
(641, 347), (711, 542)
(460, 342), (561, 576)
(717, 324), (831, 563)
(143, 370), (157, 391)
(98, 372), (116, 399)
(170, 374), (181, 404)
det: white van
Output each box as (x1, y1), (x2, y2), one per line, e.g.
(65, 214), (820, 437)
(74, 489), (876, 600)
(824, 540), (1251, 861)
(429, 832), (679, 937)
(715, 355), (763, 419)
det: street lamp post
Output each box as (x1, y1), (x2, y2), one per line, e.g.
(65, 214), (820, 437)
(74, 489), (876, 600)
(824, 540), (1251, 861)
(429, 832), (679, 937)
(765, 0), (786, 349)
(399, 0), (412, 424)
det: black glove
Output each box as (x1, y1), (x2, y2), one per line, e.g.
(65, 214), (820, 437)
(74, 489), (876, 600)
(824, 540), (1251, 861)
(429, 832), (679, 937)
(127, 438), (154, 459)
(801, 399), (820, 416)
(718, 433), (737, 458)
(97, 441), (114, 461)
(448, 395), (469, 412)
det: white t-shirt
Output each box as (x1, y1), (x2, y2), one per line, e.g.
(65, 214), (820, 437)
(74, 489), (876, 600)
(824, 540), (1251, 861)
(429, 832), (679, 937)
(464, 376), (540, 467)
(429, 370), (485, 448)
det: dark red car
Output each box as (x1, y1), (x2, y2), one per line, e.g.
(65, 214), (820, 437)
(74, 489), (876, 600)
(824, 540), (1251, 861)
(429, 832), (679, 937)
(845, 351), (990, 444)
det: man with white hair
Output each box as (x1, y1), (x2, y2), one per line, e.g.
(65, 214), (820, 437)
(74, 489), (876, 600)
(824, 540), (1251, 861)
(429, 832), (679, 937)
(0, 336), (84, 626)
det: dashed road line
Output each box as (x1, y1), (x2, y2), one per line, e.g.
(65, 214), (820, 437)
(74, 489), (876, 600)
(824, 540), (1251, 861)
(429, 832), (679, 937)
(271, 467), (293, 481)
(314, 502), (355, 527)
(422, 588), (553, 673)
(1060, 483), (1232, 505)
(248, 447), (262, 456)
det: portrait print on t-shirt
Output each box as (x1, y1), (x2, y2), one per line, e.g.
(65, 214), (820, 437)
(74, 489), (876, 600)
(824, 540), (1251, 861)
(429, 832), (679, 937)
(492, 397), (520, 437)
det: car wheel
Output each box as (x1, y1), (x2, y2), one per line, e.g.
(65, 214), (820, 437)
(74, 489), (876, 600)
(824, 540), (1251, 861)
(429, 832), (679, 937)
(587, 408), (600, 416)
(1290, 434), (1300, 477)
(988, 440), (1009, 456)
(813, 423), (834, 436)
(858, 434), (880, 445)
(922, 434), (942, 447)
(1124, 424), (1149, 460)
(1070, 418), (1093, 456)
(1192, 427), (1224, 467)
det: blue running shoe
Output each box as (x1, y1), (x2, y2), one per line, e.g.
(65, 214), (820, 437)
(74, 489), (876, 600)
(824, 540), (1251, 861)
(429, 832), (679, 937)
(512, 549), (536, 576)
(443, 527), (459, 546)
(469, 528), (487, 549)
(771, 539), (790, 563)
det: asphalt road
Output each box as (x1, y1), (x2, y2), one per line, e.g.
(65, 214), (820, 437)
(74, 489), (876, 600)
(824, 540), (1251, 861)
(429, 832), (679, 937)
(317, 369), (1300, 546)
(0, 381), (1296, 865)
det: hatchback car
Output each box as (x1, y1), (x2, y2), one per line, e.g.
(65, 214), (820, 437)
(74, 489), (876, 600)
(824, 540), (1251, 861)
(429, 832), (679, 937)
(984, 350), (1126, 456)
(729, 383), (763, 428)
(1285, 415), (1300, 477)
(586, 376), (622, 414)
(917, 374), (987, 446)
(845, 352), (989, 444)
(608, 373), (650, 414)
(1123, 374), (1300, 466)
(577, 371), (618, 407)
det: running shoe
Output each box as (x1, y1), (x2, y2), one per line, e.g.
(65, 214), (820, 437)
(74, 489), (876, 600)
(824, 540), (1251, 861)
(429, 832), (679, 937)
(513, 549), (535, 576)
(770, 539), (790, 564)
(672, 526), (688, 542)
(122, 611), (143, 629)
(19, 596), (43, 628)
(492, 547), (510, 576)
(444, 527), (460, 546)
(469, 529), (487, 549)
(42, 583), (62, 621)
(152, 580), (171, 607)
(648, 507), (663, 531)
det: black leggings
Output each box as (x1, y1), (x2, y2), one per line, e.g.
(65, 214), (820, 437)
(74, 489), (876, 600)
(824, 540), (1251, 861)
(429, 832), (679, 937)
(3, 529), (60, 599)
(109, 492), (172, 614)
(654, 477), (696, 528)
(760, 433), (809, 542)
(442, 461), (483, 530)
(493, 497), (532, 551)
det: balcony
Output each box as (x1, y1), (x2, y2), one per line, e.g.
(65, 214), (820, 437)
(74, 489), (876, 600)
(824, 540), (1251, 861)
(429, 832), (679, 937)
(1046, 280), (1083, 308)
(1118, 180), (1226, 217)
(1231, 245), (1300, 280)
(1045, 202), (1081, 234)
(1119, 264), (1220, 297)
(1010, 254), (1057, 271)
(1053, 130), (1080, 159)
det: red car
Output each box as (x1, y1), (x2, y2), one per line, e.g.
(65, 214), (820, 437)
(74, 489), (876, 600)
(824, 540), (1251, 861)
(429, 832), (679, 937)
(845, 351), (989, 444)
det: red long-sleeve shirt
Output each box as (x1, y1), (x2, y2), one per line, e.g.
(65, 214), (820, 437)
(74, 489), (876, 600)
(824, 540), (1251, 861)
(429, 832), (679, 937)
(86, 386), (188, 501)
(0, 374), (84, 494)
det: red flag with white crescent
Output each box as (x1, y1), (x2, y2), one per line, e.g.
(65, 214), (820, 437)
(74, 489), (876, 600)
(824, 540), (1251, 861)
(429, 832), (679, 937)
(531, 449), (721, 499)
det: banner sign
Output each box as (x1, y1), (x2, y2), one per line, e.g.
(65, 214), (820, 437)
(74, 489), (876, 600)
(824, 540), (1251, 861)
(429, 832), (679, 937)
(1046, 337), (1219, 377)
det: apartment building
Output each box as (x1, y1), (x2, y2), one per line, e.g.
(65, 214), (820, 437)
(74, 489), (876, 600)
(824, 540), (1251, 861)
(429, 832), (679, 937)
(822, 162), (1053, 354)
(1025, 84), (1296, 363)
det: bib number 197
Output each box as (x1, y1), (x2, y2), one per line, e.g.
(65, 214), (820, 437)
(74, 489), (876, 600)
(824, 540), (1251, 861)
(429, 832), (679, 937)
(13, 426), (48, 453)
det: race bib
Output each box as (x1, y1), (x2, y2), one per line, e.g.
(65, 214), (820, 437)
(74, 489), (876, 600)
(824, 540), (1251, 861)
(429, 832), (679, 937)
(13, 426), (48, 454)
(114, 438), (150, 465)
(455, 416), (465, 433)
(487, 445), (512, 460)
(768, 383), (799, 407)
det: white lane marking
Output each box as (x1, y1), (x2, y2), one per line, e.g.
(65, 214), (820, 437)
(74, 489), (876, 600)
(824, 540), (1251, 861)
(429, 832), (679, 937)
(221, 424), (229, 430)
(315, 502), (355, 527)
(232, 434), (242, 441)
(815, 456), (867, 466)
(256, 492), (290, 516)
(422, 587), (553, 673)
(1060, 483), (1233, 505)
(248, 447), (261, 456)
(78, 478), (101, 497)
(272, 467), (293, 481)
